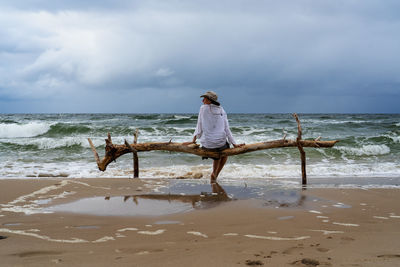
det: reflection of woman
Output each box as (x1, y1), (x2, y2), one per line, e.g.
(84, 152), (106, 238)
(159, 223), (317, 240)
(186, 91), (244, 183)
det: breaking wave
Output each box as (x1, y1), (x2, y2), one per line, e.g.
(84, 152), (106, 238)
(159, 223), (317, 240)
(336, 144), (390, 156)
(0, 122), (51, 138)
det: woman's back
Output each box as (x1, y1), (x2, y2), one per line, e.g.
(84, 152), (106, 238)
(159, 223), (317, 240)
(196, 104), (231, 148)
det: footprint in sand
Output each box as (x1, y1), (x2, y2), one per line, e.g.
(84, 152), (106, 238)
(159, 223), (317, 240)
(340, 236), (355, 244)
(291, 258), (321, 266)
(377, 254), (400, 259)
(283, 245), (304, 255)
(245, 259), (264, 266)
(12, 251), (62, 258)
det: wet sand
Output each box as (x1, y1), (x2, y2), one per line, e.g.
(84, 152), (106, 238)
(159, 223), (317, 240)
(1, 178), (400, 266)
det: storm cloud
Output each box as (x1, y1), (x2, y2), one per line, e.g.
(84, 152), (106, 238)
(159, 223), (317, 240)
(1, 0), (399, 113)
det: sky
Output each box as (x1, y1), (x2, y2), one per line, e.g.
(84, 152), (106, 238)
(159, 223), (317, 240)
(0, 0), (399, 113)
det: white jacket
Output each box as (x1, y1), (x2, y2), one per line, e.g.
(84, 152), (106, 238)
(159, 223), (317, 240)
(193, 104), (236, 148)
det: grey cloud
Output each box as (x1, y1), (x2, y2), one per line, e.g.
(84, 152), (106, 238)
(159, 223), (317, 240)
(1, 1), (400, 113)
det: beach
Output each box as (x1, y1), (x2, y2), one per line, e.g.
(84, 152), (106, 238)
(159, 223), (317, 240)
(1, 113), (400, 266)
(2, 0), (400, 264)
(1, 178), (400, 266)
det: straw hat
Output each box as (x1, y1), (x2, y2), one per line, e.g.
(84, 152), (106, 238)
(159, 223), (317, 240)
(200, 91), (220, 106)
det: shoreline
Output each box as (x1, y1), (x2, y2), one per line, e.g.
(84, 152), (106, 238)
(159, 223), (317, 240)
(1, 178), (400, 266)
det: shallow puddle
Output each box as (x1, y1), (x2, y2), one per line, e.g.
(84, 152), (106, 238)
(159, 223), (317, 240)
(48, 197), (195, 216)
(46, 180), (325, 217)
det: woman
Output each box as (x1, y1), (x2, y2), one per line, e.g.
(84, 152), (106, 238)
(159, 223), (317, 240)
(186, 91), (244, 182)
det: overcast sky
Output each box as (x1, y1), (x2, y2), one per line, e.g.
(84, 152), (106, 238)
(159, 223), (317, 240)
(1, 0), (399, 113)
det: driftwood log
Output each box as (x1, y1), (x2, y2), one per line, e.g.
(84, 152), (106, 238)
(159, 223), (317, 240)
(88, 113), (339, 184)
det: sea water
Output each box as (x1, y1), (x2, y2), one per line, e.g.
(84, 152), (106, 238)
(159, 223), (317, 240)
(0, 113), (399, 183)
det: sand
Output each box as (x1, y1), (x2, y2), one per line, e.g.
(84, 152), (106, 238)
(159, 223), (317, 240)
(1, 178), (400, 266)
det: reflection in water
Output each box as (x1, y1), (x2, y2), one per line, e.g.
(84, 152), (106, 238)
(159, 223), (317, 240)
(114, 182), (231, 210)
(49, 182), (310, 217)
(110, 182), (309, 210)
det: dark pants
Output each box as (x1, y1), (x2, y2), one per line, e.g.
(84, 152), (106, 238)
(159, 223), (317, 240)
(202, 142), (230, 160)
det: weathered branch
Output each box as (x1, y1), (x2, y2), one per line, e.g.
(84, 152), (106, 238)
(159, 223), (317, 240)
(88, 138), (100, 166)
(293, 113), (307, 185)
(88, 114), (339, 185)
(133, 129), (139, 178)
(89, 138), (339, 172)
(124, 139), (137, 153)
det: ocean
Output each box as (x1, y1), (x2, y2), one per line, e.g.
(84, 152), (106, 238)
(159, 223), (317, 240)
(0, 113), (399, 184)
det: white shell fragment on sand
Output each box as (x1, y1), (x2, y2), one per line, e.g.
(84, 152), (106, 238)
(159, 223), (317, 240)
(187, 231), (208, 238)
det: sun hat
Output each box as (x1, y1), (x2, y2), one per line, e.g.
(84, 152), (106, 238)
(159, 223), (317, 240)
(200, 91), (220, 106)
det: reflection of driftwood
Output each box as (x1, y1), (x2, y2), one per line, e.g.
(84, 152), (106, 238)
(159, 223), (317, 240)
(122, 193), (231, 208)
(88, 114), (339, 184)
(108, 183), (308, 209)
(113, 183), (230, 208)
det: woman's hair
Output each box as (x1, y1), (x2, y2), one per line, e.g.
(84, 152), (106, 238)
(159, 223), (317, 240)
(205, 96), (220, 106)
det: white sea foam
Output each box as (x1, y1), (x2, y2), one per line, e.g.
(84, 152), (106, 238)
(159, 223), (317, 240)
(336, 144), (390, 156)
(5, 136), (94, 149)
(115, 233), (125, 238)
(2, 160), (400, 181)
(173, 115), (191, 119)
(332, 222), (359, 227)
(223, 233), (239, 236)
(0, 228), (88, 243)
(309, 210), (322, 214)
(384, 133), (400, 143)
(373, 216), (389, 220)
(309, 230), (344, 235)
(302, 119), (367, 125)
(1, 180), (104, 215)
(0, 122), (51, 138)
(117, 228), (138, 232)
(92, 236), (115, 243)
(138, 229), (165, 235)
(8, 180), (71, 205)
